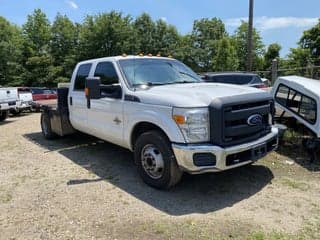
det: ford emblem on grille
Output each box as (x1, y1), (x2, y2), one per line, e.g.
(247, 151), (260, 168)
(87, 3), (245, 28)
(247, 114), (263, 126)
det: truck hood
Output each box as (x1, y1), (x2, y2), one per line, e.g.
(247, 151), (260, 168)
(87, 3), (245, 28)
(133, 83), (268, 107)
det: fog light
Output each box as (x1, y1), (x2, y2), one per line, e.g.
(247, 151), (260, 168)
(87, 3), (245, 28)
(193, 153), (216, 166)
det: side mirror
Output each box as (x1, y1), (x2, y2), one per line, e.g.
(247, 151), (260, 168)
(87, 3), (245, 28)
(101, 85), (122, 99)
(85, 77), (101, 99)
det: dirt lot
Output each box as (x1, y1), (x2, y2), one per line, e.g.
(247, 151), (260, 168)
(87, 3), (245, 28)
(0, 113), (320, 240)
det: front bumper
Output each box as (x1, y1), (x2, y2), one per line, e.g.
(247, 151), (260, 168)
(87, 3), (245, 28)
(16, 101), (33, 110)
(172, 127), (278, 174)
(0, 101), (16, 111)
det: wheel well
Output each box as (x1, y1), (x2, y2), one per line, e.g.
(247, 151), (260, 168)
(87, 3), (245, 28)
(131, 122), (169, 149)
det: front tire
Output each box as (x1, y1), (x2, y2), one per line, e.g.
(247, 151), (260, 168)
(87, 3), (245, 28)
(134, 130), (182, 189)
(41, 112), (56, 139)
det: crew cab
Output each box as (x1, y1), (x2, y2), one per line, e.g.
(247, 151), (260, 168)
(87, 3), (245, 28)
(40, 55), (278, 189)
(0, 87), (17, 121)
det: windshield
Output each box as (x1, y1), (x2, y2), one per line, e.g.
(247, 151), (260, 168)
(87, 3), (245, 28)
(118, 58), (201, 88)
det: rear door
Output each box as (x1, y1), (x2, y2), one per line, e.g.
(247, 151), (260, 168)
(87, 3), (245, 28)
(87, 61), (124, 146)
(69, 63), (92, 131)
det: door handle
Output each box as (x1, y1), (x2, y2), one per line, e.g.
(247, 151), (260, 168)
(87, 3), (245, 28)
(69, 96), (73, 105)
(113, 117), (121, 125)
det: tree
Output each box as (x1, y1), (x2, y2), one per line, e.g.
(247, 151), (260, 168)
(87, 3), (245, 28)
(212, 37), (239, 71)
(0, 16), (24, 86)
(299, 19), (320, 65)
(233, 21), (265, 71)
(50, 13), (79, 82)
(153, 19), (180, 56)
(22, 9), (52, 86)
(264, 43), (281, 69)
(133, 13), (156, 54)
(283, 47), (312, 76)
(190, 18), (227, 72)
(79, 11), (138, 60)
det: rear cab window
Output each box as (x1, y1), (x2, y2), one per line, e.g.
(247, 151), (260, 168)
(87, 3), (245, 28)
(74, 63), (92, 91)
(275, 84), (317, 124)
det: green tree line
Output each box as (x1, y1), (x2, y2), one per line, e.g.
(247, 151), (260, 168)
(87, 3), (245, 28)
(0, 9), (319, 87)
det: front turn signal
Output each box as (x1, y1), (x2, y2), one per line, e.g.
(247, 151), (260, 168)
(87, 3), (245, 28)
(173, 115), (186, 125)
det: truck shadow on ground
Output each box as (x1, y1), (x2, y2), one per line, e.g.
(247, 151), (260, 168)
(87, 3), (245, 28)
(24, 132), (274, 216)
(0, 119), (16, 126)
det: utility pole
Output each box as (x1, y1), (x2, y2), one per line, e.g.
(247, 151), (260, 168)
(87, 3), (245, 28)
(247, 0), (254, 72)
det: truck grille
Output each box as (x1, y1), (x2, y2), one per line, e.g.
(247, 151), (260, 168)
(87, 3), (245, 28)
(209, 93), (273, 147)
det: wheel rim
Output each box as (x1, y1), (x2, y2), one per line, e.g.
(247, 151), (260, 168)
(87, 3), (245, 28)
(141, 144), (164, 179)
(41, 116), (48, 136)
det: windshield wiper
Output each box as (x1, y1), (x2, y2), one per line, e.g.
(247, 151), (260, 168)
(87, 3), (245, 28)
(178, 71), (200, 81)
(166, 80), (197, 85)
(132, 82), (166, 88)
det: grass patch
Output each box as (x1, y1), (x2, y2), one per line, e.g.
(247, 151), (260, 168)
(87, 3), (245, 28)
(280, 177), (309, 191)
(0, 192), (13, 203)
(136, 218), (320, 240)
(282, 129), (301, 143)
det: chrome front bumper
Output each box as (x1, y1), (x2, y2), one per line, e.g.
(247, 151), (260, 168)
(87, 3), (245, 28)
(172, 127), (278, 174)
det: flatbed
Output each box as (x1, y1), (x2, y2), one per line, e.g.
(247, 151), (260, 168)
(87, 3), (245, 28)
(41, 88), (75, 137)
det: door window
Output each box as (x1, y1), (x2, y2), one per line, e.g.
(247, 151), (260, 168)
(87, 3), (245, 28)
(74, 63), (92, 91)
(94, 62), (118, 85)
(94, 62), (121, 98)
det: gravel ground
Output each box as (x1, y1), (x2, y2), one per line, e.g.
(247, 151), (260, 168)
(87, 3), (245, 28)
(0, 113), (320, 240)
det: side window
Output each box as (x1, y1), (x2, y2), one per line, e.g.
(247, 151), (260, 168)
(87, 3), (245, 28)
(74, 63), (92, 91)
(275, 84), (317, 124)
(300, 95), (316, 123)
(275, 85), (289, 106)
(94, 62), (118, 85)
(251, 76), (262, 84)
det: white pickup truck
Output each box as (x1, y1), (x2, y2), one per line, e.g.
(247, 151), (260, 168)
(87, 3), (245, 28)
(12, 87), (33, 115)
(40, 55), (278, 189)
(0, 87), (18, 121)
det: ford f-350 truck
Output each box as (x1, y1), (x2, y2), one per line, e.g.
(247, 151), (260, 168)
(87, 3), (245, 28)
(41, 55), (278, 189)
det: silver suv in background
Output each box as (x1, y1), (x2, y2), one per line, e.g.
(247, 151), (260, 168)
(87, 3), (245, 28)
(202, 72), (268, 89)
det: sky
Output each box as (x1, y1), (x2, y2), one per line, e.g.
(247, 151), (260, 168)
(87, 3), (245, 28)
(0, 0), (319, 57)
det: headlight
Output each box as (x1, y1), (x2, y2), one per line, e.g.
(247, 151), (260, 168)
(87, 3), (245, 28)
(173, 107), (209, 143)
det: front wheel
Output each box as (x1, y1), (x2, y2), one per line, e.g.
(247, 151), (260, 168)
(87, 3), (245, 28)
(134, 130), (182, 189)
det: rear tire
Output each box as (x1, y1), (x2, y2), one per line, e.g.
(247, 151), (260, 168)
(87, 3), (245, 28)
(41, 112), (56, 140)
(134, 130), (182, 189)
(0, 111), (8, 121)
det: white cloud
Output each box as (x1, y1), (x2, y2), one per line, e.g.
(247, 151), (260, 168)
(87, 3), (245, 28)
(225, 16), (318, 30)
(160, 17), (167, 22)
(66, 0), (78, 9)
